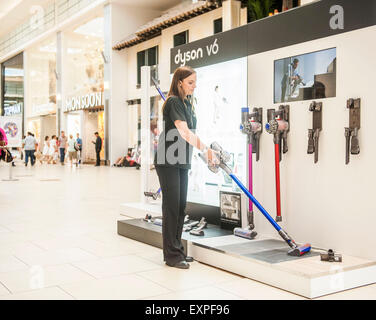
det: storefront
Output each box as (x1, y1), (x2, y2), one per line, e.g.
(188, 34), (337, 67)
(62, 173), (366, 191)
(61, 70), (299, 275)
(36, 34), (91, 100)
(1, 52), (24, 122)
(64, 91), (105, 163)
(62, 15), (105, 163)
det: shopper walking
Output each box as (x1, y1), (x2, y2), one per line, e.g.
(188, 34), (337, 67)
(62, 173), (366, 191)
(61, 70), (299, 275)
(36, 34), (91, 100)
(42, 136), (51, 164)
(58, 131), (67, 165)
(23, 132), (37, 167)
(154, 66), (219, 269)
(67, 134), (77, 167)
(49, 135), (58, 164)
(76, 133), (82, 165)
(92, 132), (102, 166)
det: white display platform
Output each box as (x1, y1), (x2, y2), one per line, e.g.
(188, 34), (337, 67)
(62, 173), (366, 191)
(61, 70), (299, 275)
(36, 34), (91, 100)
(120, 201), (162, 219)
(188, 235), (376, 299)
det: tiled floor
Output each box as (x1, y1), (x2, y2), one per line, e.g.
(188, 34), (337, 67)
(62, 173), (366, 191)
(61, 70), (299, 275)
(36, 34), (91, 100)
(0, 161), (375, 300)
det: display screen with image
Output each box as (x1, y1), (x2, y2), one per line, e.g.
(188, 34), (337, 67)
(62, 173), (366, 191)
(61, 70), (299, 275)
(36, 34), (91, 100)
(274, 48), (336, 103)
(220, 191), (242, 227)
(187, 57), (247, 207)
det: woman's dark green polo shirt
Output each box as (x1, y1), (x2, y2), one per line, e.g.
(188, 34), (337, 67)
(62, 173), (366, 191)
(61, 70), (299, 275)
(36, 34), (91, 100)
(154, 95), (197, 169)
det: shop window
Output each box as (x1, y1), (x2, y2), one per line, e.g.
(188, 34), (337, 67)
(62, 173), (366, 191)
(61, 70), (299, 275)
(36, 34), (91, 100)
(213, 18), (222, 34)
(1, 52), (24, 117)
(137, 46), (158, 86)
(173, 30), (189, 47)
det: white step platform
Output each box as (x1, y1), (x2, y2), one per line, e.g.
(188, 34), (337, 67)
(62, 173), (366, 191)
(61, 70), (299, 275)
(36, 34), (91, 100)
(188, 235), (376, 299)
(120, 201), (162, 219)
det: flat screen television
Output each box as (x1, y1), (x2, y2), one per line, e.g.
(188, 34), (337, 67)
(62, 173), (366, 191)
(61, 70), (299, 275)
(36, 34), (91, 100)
(274, 47), (337, 104)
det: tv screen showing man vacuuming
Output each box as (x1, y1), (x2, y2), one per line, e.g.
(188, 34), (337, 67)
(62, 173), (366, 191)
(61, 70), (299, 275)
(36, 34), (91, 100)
(187, 57), (247, 207)
(274, 47), (337, 104)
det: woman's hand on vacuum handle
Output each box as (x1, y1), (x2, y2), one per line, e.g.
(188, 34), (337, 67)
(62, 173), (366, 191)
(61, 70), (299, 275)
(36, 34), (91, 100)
(206, 148), (220, 166)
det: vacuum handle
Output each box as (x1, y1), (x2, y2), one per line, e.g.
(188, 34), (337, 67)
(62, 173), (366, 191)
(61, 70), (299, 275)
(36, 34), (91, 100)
(282, 131), (288, 154)
(345, 127), (351, 164)
(307, 129), (314, 154)
(313, 129), (320, 163)
(350, 128), (360, 155)
(254, 132), (261, 162)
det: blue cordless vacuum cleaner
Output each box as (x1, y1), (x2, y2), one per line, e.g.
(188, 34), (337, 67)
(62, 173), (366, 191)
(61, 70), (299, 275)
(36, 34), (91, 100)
(199, 142), (311, 256)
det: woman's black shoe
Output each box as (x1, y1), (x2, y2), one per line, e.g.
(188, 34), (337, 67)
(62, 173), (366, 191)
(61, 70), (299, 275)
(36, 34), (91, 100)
(185, 256), (194, 263)
(166, 261), (190, 269)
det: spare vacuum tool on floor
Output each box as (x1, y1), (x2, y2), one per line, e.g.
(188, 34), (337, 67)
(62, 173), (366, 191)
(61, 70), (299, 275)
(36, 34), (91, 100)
(320, 249), (342, 262)
(183, 220), (200, 232)
(153, 218), (163, 226)
(189, 217), (207, 236)
(265, 105), (290, 222)
(199, 142), (311, 256)
(144, 188), (161, 200)
(143, 214), (153, 222)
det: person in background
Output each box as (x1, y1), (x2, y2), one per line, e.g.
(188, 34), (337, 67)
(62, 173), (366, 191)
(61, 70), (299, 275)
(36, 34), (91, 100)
(23, 132), (37, 167)
(67, 134), (78, 167)
(42, 136), (51, 164)
(76, 133), (82, 165)
(58, 131), (67, 166)
(49, 135), (58, 164)
(113, 148), (140, 168)
(0, 127), (8, 158)
(92, 132), (102, 166)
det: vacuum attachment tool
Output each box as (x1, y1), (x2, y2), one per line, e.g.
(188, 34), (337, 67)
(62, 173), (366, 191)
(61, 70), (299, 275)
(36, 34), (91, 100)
(189, 217), (207, 236)
(320, 249), (342, 262)
(144, 188), (161, 200)
(233, 227), (257, 240)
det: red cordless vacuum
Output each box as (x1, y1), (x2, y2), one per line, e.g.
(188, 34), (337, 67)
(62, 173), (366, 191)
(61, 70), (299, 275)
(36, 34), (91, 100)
(199, 142), (311, 256)
(265, 105), (290, 222)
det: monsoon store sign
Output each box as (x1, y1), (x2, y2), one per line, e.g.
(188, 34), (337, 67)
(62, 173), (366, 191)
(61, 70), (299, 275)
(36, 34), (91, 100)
(64, 92), (104, 112)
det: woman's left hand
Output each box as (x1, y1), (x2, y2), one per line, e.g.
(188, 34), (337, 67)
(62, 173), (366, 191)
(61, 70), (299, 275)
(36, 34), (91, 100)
(207, 148), (220, 167)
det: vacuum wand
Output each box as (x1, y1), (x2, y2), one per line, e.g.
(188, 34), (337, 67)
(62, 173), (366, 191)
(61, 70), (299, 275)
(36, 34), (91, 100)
(151, 77), (166, 101)
(199, 142), (311, 256)
(265, 106), (289, 222)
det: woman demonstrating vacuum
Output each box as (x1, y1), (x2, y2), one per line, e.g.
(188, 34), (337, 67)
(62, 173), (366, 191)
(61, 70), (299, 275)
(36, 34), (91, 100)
(154, 66), (218, 269)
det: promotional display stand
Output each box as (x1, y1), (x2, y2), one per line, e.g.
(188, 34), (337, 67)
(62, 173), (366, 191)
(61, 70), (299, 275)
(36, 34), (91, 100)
(118, 0), (376, 299)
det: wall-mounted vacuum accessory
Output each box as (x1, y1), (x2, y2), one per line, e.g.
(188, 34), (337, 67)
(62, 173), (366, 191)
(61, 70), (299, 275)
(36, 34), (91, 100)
(307, 101), (322, 163)
(345, 98), (361, 165)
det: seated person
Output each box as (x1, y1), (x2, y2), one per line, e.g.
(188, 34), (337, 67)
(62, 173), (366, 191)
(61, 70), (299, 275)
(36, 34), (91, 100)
(113, 148), (140, 168)
(113, 156), (125, 167)
(123, 149), (140, 168)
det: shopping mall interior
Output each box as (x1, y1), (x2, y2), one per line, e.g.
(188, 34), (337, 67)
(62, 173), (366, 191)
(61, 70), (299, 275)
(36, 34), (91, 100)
(0, 0), (375, 305)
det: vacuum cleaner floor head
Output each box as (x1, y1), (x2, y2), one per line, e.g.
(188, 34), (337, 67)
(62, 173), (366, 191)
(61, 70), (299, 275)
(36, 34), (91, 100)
(287, 243), (311, 256)
(233, 227), (257, 240)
